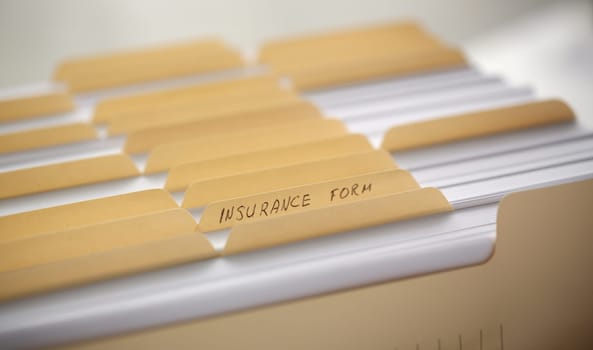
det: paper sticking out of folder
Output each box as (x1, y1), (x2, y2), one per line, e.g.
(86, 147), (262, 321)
(259, 22), (467, 90)
(53, 39), (245, 92)
(0, 91), (74, 122)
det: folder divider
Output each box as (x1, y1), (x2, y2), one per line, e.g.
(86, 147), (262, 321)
(381, 99), (575, 152)
(223, 187), (452, 255)
(259, 21), (447, 73)
(259, 21), (432, 64)
(277, 47), (467, 90)
(107, 93), (303, 135)
(60, 55), (245, 93)
(93, 75), (282, 123)
(0, 189), (179, 244)
(54, 39), (235, 78)
(144, 118), (349, 173)
(165, 134), (373, 191)
(199, 169), (419, 232)
(0, 123), (97, 154)
(0, 230), (217, 302)
(182, 150), (397, 209)
(102, 85), (297, 127)
(0, 91), (74, 122)
(54, 39), (245, 92)
(0, 208), (198, 274)
(0, 154), (140, 199)
(264, 36), (446, 73)
(124, 100), (322, 154)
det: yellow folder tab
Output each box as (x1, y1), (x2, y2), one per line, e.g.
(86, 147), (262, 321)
(54, 39), (245, 92)
(0, 123), (97, 154)
(0, 91), (74, 122)
(93, 75), (281, 123)
(382, 99), (575, 152)
(0, 208), (197, 274)
(0, 189), (178, 245)
(145, 118), (348, 174)
(263, 33), (443, 75)
(0, 154), (139, 199)
(0, 231), (216, 302)
(166, 134), (373, 192)
(107, 91), (301, 135)
(97, 81), (291, 127)
(124, 100), (322, 154)
(259, 21), (437, 65)
(281, 46), (467, 90)
(224, 187), (451, 255)
(182, 150), (397, 209)
(200, 169), (419, 232)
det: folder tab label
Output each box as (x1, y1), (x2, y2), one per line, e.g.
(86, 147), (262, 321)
(200, 169), (418, 232)
(217, 193), (312, 225)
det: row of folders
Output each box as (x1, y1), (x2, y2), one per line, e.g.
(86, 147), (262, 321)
(0, 21), (587, 301)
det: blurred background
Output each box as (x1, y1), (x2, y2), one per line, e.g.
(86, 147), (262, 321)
(0, 0), (591, 123)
